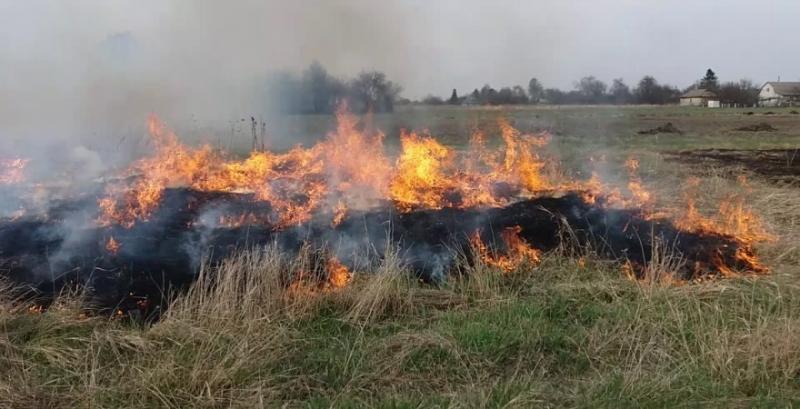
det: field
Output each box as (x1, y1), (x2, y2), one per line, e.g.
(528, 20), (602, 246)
(3, 105), (800, 408)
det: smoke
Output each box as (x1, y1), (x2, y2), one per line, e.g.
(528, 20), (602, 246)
(0, 1), (419, 160)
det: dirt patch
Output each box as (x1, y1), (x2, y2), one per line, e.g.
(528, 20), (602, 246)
(638, 122), (683, 135)
(734, 122), (777, 132)
(664, 148), (800, 186)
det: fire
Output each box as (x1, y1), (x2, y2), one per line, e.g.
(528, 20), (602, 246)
(98, 116), (219, 228)
(99, 106), (393, 229)
(285, 256), (353, 295)
(470, 226), (541, 272)
(28, 304), (45, 314)
(98, 110), (556, 228)
(390, 131), (458, 211)
(624, 158), (653, 207)
(673, 176), (772, 274)
(326, 257), (352, 289)
(332, 200), (348, 226)
(0, 158), (28, 185)
(388, 121), (552, 212)
(105, 236), (121, 255)
(676, 177), (773, 244)
(89, 105), (772, 278)
(322, 103), (391, 208)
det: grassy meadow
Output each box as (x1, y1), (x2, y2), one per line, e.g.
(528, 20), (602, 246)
(2, 105), (800, 408)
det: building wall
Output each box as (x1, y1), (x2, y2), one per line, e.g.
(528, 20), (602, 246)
(760, 84), (781, 106)
(680, 97), (707, 107)
(759, 84), (800, 106)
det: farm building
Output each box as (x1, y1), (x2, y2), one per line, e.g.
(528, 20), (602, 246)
(759, 82), (800, 107)
(679, 89), (719, 107)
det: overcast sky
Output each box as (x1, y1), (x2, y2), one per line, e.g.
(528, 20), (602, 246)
(1, 0), (799, 135)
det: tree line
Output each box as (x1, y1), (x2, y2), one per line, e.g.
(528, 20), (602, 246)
(266, 61), (402, 114)
(266, 64), (762, 114)
(423, 69), (760, 107)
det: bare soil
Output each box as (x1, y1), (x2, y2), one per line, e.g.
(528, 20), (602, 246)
(734, 122), (777, 132)
(665, 148), (800, 186)
(637, 122), (683, 135)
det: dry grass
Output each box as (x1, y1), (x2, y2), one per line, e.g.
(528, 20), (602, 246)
(1, 234), (799, 407)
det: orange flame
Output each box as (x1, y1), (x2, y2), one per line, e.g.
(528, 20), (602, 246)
(105, 236), (121, 255)
(326, 257), (352, 289)
(470, 226), (541, 272)
(624, 158), (653, 208)
(676, 176), (773, 245)
(92, 107), (771, 277)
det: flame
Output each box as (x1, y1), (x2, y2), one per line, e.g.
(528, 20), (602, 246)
(105, 236), (121, 255)
(624, 158), (653, 208)
(285, 256), (352, 296)
(28, 304), (45, 314)
(676, 177), (773, 245)
(332, 200), (348, 227)
(98, 113), (556, 227)
(0, 158), (28, 185)
(90, 106), (771, 278)
(470, 226), (541, 272)
(390, 131), (458, 211)
(326, 257), (352, 289)
(388, 121), (552, 212)
(98, 116), (219, 228)
(674, 176), (772, 274)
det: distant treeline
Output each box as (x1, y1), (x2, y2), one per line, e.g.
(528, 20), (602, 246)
(422, 70), (760, 107)
(266, 64), (761, 114)
(265, 62), (402, 114)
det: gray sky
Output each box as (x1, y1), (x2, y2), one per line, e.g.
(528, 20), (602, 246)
(1, 0), (799, 135)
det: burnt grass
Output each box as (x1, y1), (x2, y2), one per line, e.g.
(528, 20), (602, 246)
(665, 148), (800, 186)
(734, 122), (778, 132)
(637, 122), (683, 135)
(0, 188), (761, 318)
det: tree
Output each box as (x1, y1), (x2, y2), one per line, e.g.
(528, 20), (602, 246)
(543, 88), (566, 104)
(479, 84), (498, 105)
(609, 78), (632, 104)
(422, 95), (445, 105)
(717, 79), (759, 107)
(303, 61), (344, 114)
(511, 85), (529, 104)
(528, 78), (544, 104)
(575, 76), (608, 103)
(700, 68), (719, 91)
(448, 89), (460, 105)
(634, 76), (680, 105)
(349, 71), (402, 113)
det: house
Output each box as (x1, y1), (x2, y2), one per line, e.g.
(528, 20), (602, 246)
(679, 89), (719, 107)
(759, 82), (800, 107)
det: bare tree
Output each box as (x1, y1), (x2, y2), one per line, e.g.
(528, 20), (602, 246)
(609, 78), (632, 104)
(575, 76), (608, 103)
(528, 78), (544, 104)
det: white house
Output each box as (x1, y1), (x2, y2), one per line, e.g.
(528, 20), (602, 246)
(679, 89), (719, 107)
(759, 82), (800, 107)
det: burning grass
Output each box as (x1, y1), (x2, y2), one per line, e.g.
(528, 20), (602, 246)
(0, 106), (777, 317)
